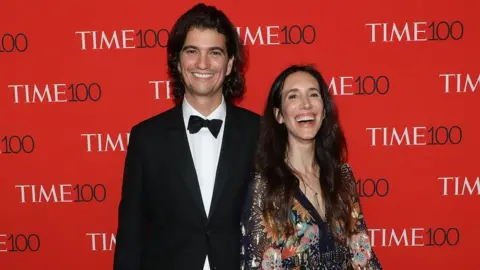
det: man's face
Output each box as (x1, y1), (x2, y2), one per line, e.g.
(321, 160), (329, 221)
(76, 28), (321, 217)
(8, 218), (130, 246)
(178, 28), (234, 99)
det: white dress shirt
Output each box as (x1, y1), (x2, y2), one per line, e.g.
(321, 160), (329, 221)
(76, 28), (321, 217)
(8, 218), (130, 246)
(182, 96), (226, 270)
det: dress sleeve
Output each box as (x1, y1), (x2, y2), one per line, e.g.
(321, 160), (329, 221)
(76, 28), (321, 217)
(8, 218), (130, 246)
(341, 163), (383, 270)
(241, 173), (283, 270)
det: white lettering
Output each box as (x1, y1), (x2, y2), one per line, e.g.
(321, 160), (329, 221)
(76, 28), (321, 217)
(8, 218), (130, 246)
(0, 234), (7, 252)
(87, 233), (116, 251)
(465, 74), (480, 93)
(440, 176), (480, 195)
(149, 80), (171, 99)
(9, 84), (68, 103)
(411, 228), (424, 247)
(75, 31), (90, 50)
(367, 127), (427, 146)
(86, 233), (101, 251)
(105, 134), (126, 152)
(15, 185), (29, 203)
(440, 74), (479, 93)
(367, 22), (428, 42)
(329, 77), (354, 95)
(15, 185), (74, 203)
(54, 84), (67, 102)
(100, 31), (120, 49)
(369, 228), (425, 247)
(33, 85), (53, 103)
(122, 30), (135, 49)
(242, 27), (264, 45)
(38, 185), (58, 203)
(81, 133), (130, 152)
(76, 30), (137, 50)
(266, 26), (280, 44)
(8, 85), (23, 104)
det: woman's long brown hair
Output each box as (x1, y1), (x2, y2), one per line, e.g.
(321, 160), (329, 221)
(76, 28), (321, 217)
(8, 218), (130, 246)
(255, 65), (356, 244)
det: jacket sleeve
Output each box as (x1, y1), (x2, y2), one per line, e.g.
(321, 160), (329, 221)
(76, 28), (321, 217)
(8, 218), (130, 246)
(113, 126), (148, 270)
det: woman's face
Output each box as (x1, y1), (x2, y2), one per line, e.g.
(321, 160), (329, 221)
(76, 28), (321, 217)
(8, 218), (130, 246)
(275, 71), (325, 144)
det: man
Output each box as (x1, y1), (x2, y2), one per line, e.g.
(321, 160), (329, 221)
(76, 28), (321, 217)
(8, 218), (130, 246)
(113, 3), (260, 270)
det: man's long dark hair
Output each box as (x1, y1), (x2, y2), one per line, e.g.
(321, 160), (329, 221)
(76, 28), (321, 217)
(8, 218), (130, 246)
(255, 64), (355, 244)
(167, 3), (246, 100)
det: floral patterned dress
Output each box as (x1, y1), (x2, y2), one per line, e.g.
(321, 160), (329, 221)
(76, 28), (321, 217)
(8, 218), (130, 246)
(240, 163), (382, 270)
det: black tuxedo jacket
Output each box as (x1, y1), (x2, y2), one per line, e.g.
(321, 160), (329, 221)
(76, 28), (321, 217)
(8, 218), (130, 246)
(113, 101), (261, 270)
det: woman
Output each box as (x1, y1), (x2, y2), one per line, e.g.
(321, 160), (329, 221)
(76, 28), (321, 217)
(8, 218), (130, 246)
(241, 65), (382, 269)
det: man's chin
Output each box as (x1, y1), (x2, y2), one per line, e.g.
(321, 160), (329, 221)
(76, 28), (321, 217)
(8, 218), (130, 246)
(185, 88), (223, 98)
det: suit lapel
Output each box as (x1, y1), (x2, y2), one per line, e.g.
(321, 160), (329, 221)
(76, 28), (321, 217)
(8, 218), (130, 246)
(167, 103), (207, 219)
(208, 103), (242, 220)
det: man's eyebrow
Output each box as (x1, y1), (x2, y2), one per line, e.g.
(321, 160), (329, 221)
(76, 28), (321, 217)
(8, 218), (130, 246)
(181, 45), (226, 54)
(181, 45), (198, 51)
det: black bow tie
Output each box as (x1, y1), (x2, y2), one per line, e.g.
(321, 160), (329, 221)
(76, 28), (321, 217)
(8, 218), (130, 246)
(187, 115), (223, 138)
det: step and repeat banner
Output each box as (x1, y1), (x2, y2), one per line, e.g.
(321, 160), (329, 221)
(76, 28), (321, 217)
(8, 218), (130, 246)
(1, 0), (478, 269)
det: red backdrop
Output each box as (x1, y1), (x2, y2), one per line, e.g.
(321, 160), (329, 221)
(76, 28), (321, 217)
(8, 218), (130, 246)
(1, 0), (479, 269)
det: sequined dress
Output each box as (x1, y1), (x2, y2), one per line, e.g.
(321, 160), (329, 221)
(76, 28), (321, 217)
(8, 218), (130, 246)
(240, 163), (382, 270)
